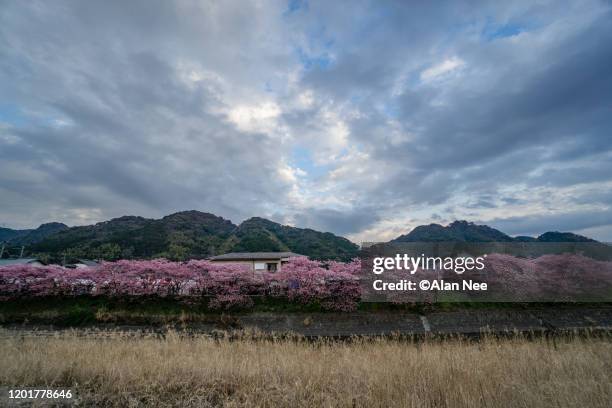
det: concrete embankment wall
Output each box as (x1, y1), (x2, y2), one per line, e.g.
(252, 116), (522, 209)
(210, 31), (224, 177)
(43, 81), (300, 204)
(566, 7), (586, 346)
(2, 307), (612, 338)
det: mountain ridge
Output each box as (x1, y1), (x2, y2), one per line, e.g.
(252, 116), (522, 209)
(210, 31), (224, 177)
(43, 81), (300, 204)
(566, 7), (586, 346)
(391, 220), (596, 243)
(10, 211), (358, 262)
(1, 214), (599, 261)
(0, 222), (69, 246)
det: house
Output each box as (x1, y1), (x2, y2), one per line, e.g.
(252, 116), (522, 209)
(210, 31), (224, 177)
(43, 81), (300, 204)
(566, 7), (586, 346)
(76, 259), (100, 268)
(65, 259), (100, 269)
(0, 258), (45, 267)
(209, 252), (305, 272)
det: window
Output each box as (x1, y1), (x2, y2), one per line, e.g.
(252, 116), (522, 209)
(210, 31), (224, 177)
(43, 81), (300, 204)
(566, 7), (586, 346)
(266, 263), (278, 272)
(254, 262), (265, 270)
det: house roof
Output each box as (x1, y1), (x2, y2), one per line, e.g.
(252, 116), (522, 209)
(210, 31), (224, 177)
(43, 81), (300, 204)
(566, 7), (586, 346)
(210, 252), (305, 261)
(76, 259), (100, 266)
(0, 258), (43, 266)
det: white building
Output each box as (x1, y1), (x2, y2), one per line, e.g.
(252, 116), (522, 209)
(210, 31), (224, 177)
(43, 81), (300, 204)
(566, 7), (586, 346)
(209, 252), (305, 272)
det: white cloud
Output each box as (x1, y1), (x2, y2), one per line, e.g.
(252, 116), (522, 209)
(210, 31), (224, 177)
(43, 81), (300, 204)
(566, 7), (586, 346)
(420, 57), (465, 82)
(227, 101), (281, 133)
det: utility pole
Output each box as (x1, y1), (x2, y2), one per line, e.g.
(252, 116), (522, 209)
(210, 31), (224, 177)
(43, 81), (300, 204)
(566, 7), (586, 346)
(0, 243), (5, 259)
(19, 246), (25, 258)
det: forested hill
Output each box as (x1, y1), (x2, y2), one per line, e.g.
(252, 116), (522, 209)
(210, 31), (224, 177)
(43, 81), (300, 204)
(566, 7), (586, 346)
(0, 222), (68, 245)
(2, 215), (599, 262)
(392, 220), (596, 243)
(16, 211), (359, 262)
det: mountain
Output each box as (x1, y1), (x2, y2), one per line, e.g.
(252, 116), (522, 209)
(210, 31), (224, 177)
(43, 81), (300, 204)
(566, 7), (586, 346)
(230, 217), (359, 260)
(15, 223), (70, 245)
(391, 220), (597, 243)
(0, 227), (28, 242)
(513, 236), (538, 242)
(31, 212), (236, 261)
(536, 231), (596, 242)
(27, 211), (359, 261)
(6, 214), (599, 262)
(0, 223), (69, 245)
(392, 221), (515, 243)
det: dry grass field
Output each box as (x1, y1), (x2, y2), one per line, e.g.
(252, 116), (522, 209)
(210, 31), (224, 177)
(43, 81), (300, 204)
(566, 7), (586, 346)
(1, 330), (611, 407)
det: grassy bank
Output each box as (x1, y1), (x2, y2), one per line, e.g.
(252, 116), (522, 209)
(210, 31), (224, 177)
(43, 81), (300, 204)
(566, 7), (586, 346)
(0, 297), (330, 326)
(1, 331), (611, 407)
(3, 297), (606, 327)
(0, 297), (422, 326)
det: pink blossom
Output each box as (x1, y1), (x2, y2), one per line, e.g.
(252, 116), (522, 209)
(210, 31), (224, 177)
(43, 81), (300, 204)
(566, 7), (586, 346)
(0, 257), (362, 310)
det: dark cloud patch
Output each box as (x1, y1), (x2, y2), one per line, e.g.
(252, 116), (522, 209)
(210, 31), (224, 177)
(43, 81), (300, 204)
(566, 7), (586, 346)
(1, 0), (611, 242)
(488, 209), (612, 237)
(288, 1), (612, 240)
(0, 0), (295, 228)
(294, 208), (381, 236)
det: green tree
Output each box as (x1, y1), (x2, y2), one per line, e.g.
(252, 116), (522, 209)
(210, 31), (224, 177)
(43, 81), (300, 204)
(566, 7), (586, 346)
(167, 243), (189, 261)
(97, 243), (122, 261)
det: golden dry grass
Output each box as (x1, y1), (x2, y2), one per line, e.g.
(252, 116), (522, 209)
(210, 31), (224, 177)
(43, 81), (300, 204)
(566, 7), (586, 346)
(1, 330), (611, 407)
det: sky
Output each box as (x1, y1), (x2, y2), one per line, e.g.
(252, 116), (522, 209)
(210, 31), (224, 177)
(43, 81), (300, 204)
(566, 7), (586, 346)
(1, 0), (612, 242)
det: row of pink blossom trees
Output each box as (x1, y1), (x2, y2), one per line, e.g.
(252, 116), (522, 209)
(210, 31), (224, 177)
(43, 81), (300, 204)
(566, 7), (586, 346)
(0, 257), (362, 311)
(1, 254), (610, 309)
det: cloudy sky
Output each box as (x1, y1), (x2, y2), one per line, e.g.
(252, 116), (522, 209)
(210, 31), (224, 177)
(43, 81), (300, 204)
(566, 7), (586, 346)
(1, 0), (612, 242)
